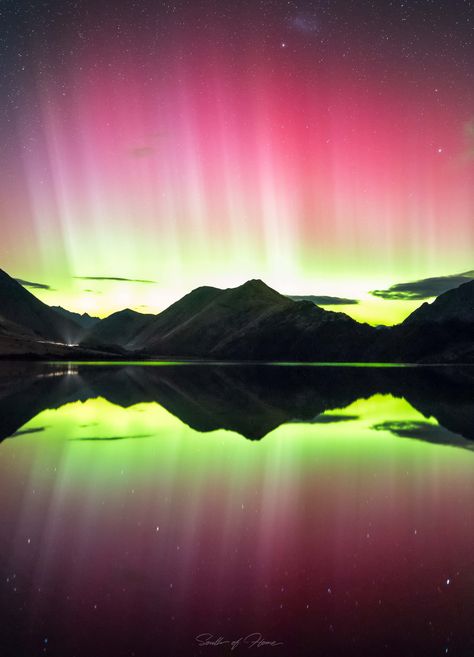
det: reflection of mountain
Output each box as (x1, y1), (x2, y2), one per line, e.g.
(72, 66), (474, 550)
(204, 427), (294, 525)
(372, 421), (473, 450)
(0, 363), (473, 447)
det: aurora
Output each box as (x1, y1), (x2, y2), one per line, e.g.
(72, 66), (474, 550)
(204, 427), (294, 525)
(0, 2), (472, 326)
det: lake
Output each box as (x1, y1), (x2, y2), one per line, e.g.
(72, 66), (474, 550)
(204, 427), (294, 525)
(0, 362), (473, 656)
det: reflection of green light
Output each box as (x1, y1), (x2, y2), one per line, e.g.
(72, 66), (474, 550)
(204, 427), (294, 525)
(49, 361), (196, 367)
(51, 361), (421, 369)
(268, 362), (414, 368)
(3, 393), (469, 498)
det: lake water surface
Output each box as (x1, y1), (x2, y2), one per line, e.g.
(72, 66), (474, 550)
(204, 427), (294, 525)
(0, 363), (473, 656)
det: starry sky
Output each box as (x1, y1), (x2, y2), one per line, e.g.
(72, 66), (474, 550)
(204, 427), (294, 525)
(0, 0), (473, 324)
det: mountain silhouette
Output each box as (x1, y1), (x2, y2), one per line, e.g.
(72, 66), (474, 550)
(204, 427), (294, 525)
(0, 267), (472, 362)
(0, 270), (127, 359)
(127, 279), (376, 360)
(404, 280), (474, 324)
(51, 306), (100, 330)
(82, 308), (155, 347)
(371, 281), (474, 363)
(0, 269), (82, 343)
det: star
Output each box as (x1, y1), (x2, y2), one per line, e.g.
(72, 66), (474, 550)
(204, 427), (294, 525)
(280, 42), (287, 49)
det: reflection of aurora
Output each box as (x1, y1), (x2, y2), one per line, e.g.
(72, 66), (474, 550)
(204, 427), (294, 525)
(1, 363), (473, 444)
(1, 2), (473, 654)
(36, 366), (79, 378)
(1, 364), (474, 657)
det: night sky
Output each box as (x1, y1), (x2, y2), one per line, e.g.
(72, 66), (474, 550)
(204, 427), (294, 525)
(0, 0), (473, 324)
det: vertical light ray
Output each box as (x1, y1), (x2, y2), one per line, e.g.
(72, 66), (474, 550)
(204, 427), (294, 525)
(0, 23), (472, 324)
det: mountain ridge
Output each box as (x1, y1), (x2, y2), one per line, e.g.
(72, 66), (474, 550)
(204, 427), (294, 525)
(0, 268), (472, 363)
(0, 269), (82, 343)
(51, 306), (100, 330)
(126, 278), (375, 361)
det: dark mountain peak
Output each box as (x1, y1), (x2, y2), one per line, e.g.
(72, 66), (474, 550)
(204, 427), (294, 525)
(101, 308), (156, 322)
(222, 279), (291, 307)
(0, 268), (28, 292)
(82, 306), (156, 348)
(113, 308), (140, 317)
(404, 279), (474, 325)
(240, 278), (271, 292)
(179, 285), (221, 304)
(150, 285), (223, 325)
(127, 274), (375, 360)
(370, 279), (474, 363)
(0, 268), (82, 342)
(52, 306), (100, 330)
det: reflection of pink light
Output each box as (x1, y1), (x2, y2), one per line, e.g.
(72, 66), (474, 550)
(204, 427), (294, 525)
(1, 414), (472, 654)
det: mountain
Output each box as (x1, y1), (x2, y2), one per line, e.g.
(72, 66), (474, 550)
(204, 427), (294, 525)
(82, 308), (156, 348)
(0, 332), (112, 359)
(370, 280), (474, 363)
(128, 279), (376, 360)
(0, 269), (127, 358)
(0, 267), (472, 363)
(51, 306), (100, 330)
(0, 315), (37, 340)
(0, 269), (82, 343)
(0, 315), (42, 356)
(403, 280), (474, 324)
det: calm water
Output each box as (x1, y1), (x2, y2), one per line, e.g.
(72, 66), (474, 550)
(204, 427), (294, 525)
(0, 362), (473, 657)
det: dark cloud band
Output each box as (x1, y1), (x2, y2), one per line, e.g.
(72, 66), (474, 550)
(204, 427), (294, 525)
(75, 276), (157, 284)
(15, 278), (52, 290)
(288, 295), (359, 306)
(129, 146), (155, 158)
(371, 271), (474, 301)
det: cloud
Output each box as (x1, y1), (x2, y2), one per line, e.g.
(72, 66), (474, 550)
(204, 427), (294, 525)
(15, 278), (52, 290)
(370, 270), (474, 301)
(288, 295), (359, 306)
(128, 133), (164, 159)
(289, 14), (320, 34)
(11, 427), (46, 437)
(129, 146), (155, 158)
(75, 276), (157, 284)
